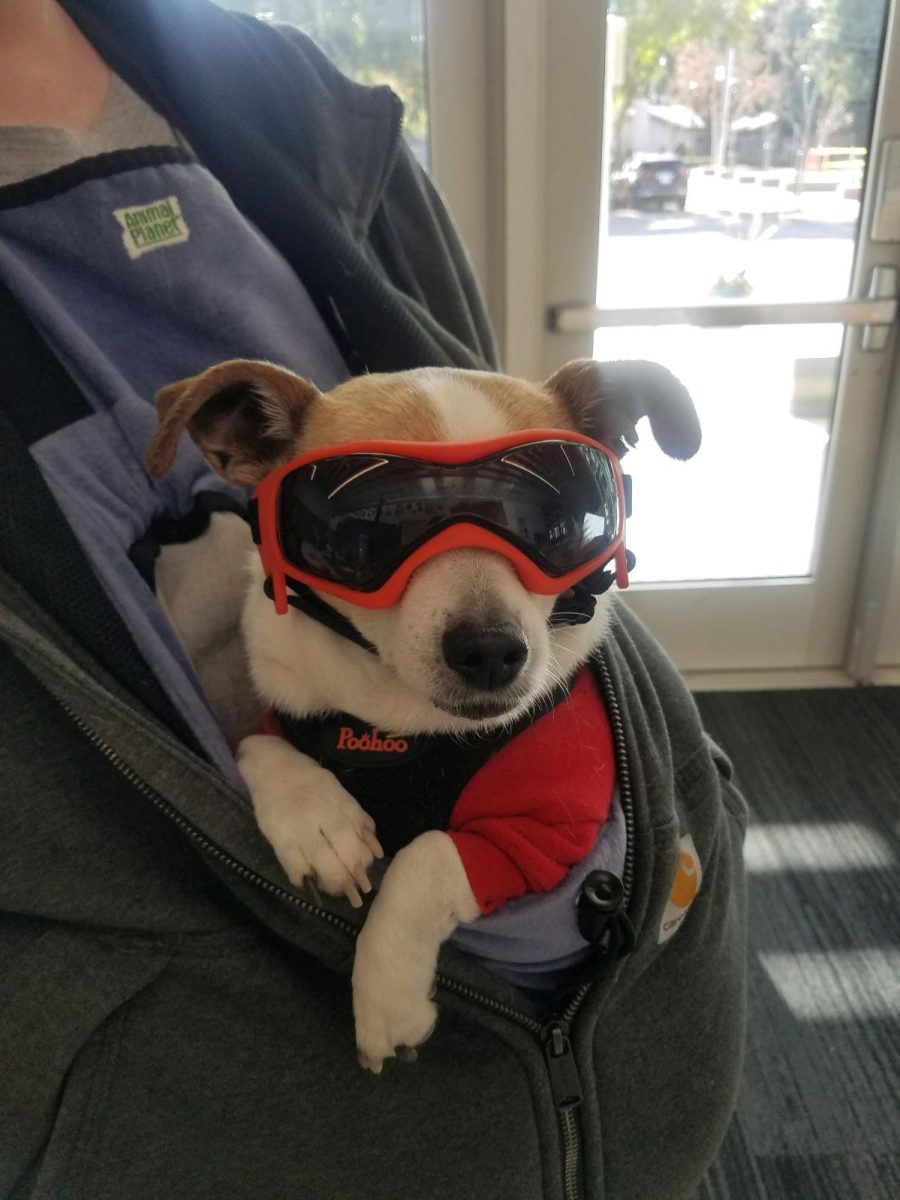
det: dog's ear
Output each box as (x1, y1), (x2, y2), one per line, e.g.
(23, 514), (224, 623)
(146, 359), (320, 485)
(544, 358), (701, 460)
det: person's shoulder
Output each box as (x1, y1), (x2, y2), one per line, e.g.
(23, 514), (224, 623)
(269, 21), (329, 66)
(269, 21), (320, 53)
(181, 4), (363, 96)
(268, 20), (398, 105)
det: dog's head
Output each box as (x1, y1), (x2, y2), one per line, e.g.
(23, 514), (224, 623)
(147, 359), (699, 727)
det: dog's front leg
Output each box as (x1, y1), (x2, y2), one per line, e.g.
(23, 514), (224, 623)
(238, 734), (382, 907)
(352, 830), (480, 1073)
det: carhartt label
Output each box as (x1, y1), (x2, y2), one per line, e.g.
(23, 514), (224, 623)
(657, 833), (703, 944)
(336, 727), (409, 754)
(114, 196), (189, 259)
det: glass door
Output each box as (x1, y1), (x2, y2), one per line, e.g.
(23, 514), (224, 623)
(214, 1), (900, 684)
(544, 0), (900, 683)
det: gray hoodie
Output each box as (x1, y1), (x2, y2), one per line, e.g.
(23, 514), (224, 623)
(1, 568), (746, 1200)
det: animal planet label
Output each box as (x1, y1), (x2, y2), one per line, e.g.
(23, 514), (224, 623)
(113, 195), (190, 259)
(657, 833), (703, 944)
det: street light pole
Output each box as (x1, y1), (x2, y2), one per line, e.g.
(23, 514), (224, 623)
(716, 45), (736, 170)
(794, 65), (819, 196)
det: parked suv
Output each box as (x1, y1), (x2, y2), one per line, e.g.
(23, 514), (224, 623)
(611, 154), (689, 210)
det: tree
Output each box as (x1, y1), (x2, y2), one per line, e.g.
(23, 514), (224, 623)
(609, 2), (766, 114)
(756, 0), (886, 177)
(668, 33), (776, 160)
(648, 0), (886, 170)
(813, 0), (886, 145)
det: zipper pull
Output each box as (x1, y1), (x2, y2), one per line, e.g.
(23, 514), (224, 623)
(576, 870), (635, 961)
(542, 1023), (583, 1110)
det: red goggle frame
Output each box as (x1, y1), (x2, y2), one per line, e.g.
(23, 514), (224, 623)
(249, 428), (630, 614)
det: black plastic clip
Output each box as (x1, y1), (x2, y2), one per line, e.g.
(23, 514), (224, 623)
(247, 496), (261, 544)
(576, 870), (635, 961)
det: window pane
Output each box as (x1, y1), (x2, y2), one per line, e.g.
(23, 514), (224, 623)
(603, 0), (888, 306)
(596, 323), (839, 582)
(597, 0), (889, 582)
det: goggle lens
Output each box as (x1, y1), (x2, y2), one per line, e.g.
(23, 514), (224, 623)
(277, 440), (620, 592)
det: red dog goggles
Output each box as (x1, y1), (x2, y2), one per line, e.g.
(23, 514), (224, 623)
(249, 429), (630, 613)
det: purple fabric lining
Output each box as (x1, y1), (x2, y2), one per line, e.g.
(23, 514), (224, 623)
(451, 787), (626, 993)
(0, 156), (349, 778)
(367, 790), (625, 995)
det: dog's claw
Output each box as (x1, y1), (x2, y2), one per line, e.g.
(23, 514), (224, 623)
(396, 1045), (418, 1064)
(301, 876), (323, 907)
(358, 1053), (383, 1075)
(361, 826), (385, 859)
(349, 858), (373, 896)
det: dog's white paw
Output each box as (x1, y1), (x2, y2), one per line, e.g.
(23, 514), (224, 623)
(238, 735), (383, 907)
(352, 918), (438, 1074)
(262, 776), (381, 906)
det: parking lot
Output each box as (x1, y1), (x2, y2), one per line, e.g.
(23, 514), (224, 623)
(602, 171), (859, 307)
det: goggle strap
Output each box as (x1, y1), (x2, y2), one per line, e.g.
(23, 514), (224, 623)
(262, 577), (379, 656)
(548, 585), (598, 628)
(261, 551), (636, 654)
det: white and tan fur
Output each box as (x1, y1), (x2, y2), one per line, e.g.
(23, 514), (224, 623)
(147, 357), (700, 1072)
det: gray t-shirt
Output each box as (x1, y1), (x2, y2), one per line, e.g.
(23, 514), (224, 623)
(0, 72), (182, 186)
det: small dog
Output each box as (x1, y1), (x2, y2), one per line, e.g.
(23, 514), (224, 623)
(147, 357), (699, 1072)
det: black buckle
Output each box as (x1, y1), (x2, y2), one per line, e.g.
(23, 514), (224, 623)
(576, 870), (635, 960)
(247, 497), (261, 545)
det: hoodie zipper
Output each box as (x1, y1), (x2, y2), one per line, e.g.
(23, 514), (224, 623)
(432, 650), (637, 1200)
(54, 644), (634, 1200)
(56, 701), (360, 937)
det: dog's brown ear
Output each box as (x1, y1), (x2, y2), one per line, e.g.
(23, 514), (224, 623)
(544, 358), (701, 460)
(146, 359), (320, 485)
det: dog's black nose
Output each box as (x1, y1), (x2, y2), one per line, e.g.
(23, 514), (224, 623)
(442, 622), (528, 690)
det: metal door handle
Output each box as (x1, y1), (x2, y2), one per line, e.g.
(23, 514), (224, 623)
(862, 265), (897, 350)
(549, 267), (897, 346)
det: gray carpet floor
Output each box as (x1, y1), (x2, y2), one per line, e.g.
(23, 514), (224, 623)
(693, 687), (900, 1200)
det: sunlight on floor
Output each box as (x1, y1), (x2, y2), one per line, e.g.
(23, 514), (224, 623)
(744, 823), (895, 873)
(759, 949), (900, 1020)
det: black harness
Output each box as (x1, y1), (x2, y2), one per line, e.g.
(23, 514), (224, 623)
(273, 682), (568, 856)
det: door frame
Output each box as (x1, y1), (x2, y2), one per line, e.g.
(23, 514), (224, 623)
(428, 0), (900, 687)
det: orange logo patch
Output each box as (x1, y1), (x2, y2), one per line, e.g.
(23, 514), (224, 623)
(335, 727), (409, 754)
(657, 834), (703, 944)
(670, 850), (701, 908)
